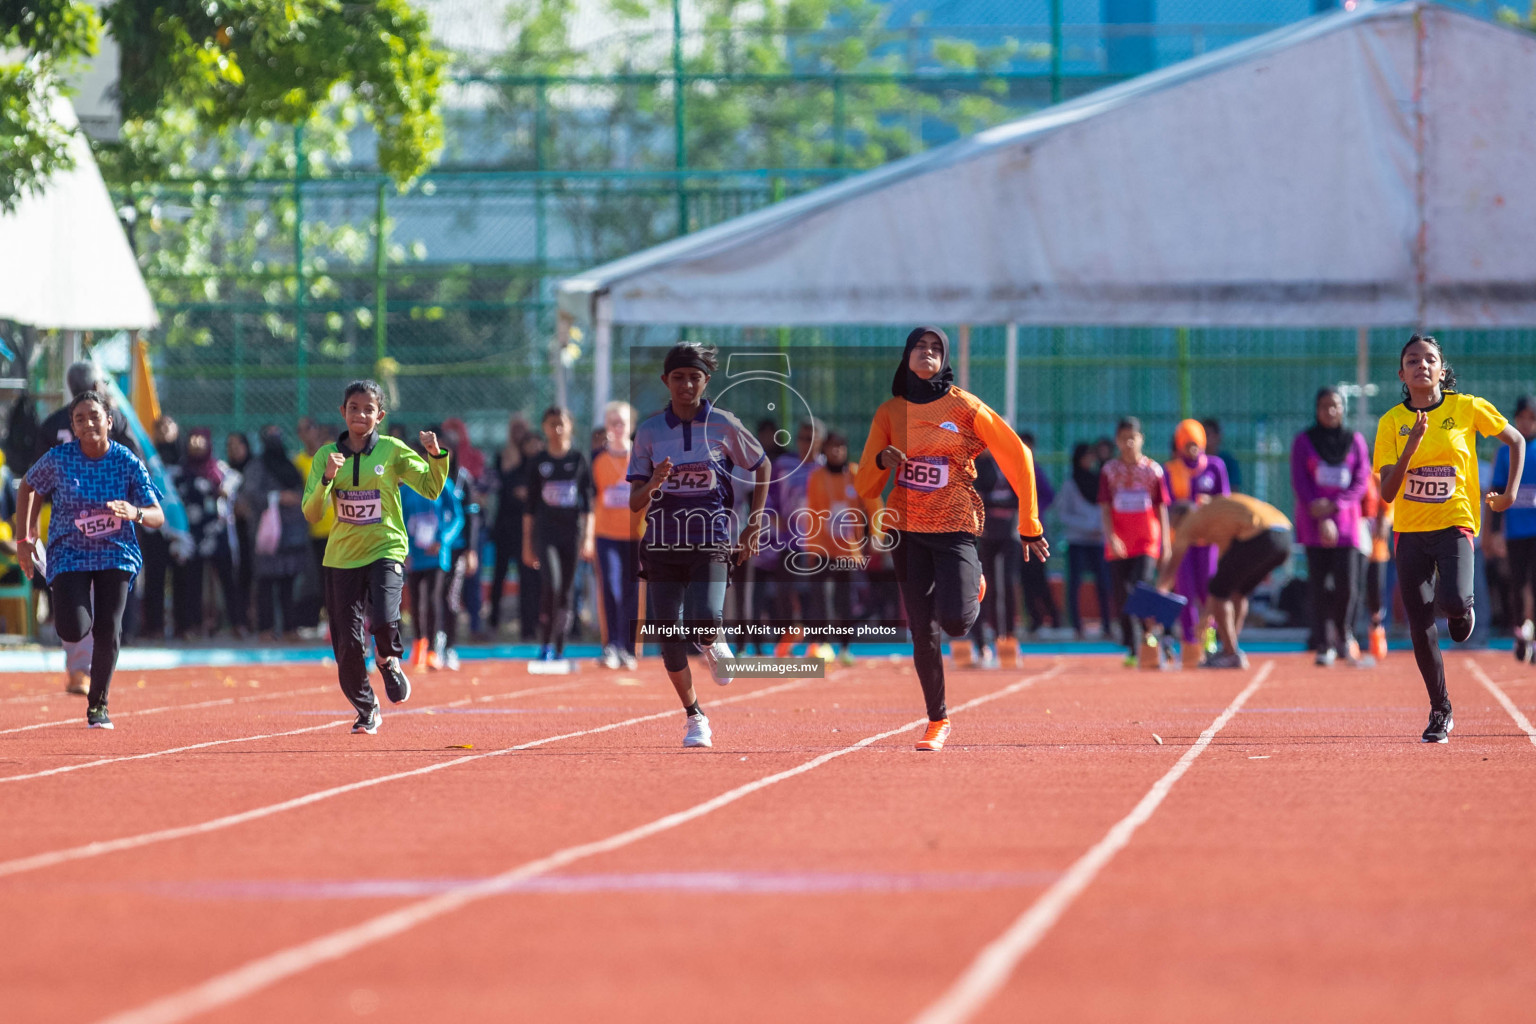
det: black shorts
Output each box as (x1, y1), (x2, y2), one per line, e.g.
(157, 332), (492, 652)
(1209, 529), (1292, 600)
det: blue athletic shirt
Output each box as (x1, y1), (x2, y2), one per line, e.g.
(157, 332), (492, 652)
(627, 399), (767, 550)
(1492, 443), (1536, 539)
(25, 440), (160, 583)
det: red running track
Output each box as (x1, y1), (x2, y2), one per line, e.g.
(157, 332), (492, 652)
(1, 652), (1533, 1023)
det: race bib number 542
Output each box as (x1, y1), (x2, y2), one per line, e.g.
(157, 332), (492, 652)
(1404, 465), (1456, 504)
(898, 456), (950, 493)
(335, 489), (383, 525)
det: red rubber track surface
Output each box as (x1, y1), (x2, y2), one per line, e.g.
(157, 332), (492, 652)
(1, 653), (1533, 1023)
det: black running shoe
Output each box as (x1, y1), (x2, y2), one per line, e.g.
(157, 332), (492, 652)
(86, 705), (113, 730)
(1448, 608), (1475, 643)
(1516, 637), (1530, 664)
(1421, 708), (1453, 744)
(379, 657), (411, 704)
(352, 706), (381, 735)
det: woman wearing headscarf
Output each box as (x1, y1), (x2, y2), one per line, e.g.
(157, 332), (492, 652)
(237, 426), (311, 639)
(1056, 442), (1112, 638)
(224, 432), (255, 632)
(441, 417), (488, 636)
(1164, 419), (1230, 662)
(856, 326), (1048, 752)
(172, 428), (244, 636)
(1292, 387), (1371, 665)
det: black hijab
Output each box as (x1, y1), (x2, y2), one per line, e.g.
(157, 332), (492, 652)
(1306, 388), (1352, 466)
(1070, 443), (1099, 503)
(891, 326), (955, 405)
(226, 432), (252, 472)
(258, 429), (304, 490)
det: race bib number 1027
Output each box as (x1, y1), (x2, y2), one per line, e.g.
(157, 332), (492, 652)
(1403, 465), (1456, 504)
(335, 490), (384, 525)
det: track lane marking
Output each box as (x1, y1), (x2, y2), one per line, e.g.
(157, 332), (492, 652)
(0, 685), (340, 736)
(0, 682), (583, 784)
(0, 672), (839, 880)
(910, 660), (1272, 1024)
(1468, 660), (1536, 747)
(93, 663), (1065, 1024)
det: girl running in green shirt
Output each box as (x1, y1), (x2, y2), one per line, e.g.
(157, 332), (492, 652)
(303, 380), (451, 735)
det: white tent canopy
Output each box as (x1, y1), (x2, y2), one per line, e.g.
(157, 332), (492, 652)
(0, 92), (158, 331)
(558, 2), (1536, 334)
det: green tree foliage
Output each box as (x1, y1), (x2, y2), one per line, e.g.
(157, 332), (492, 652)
(1, 0), (445, 211)
(0, 0), (100, 210)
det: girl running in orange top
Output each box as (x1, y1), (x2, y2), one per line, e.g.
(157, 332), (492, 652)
(591, 401), (644, 670)
(856, 326), (1047, 752)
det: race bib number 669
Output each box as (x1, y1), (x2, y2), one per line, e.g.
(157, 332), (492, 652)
(1404, 465), (1456, 504)
(898, 456), (950, 493)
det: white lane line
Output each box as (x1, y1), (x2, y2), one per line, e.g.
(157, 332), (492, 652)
(95, 664), (1065, 1024)
(910, 660), (1272, 1024)
(0, 685), (339, 736)
(0, 672), (836, 881)
(0, 682), (583, 784)
(1468, 660), (1536, 747)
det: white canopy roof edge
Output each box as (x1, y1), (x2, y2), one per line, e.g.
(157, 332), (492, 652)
(557, 1), (1536, 331)
(0, 91), (159, 331)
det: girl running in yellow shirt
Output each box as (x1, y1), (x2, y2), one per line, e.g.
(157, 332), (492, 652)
(1374, 335), (1525, 743)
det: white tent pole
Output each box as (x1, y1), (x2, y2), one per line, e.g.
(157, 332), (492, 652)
(592, 295), (613, 418)
(957, 324), (971, 391)
(1412, 3), (1429, 331)
(553, 311), (571, 409)
(1004, 322), (1018, 427)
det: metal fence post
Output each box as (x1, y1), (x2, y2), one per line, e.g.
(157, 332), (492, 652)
(293, 122), (308, 418)
(672, 0), (688, 235)
(832, 75), (846, 167)
(375, 181), (388, 364)
(1050, 0), (1064, 104)
(535, 77), (548, 267)
(233, 312), (245, 429)
(1176, 326), (1192, 418)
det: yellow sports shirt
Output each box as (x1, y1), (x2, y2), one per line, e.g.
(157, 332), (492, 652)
(1373, 393), (1506, 534)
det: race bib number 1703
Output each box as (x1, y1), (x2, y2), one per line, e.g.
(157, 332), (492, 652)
(1403, 465), (1456, 504)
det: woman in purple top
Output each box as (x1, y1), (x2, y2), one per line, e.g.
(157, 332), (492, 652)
(1291, 387), (1371, 665)
(1164, 419), (1231, 651)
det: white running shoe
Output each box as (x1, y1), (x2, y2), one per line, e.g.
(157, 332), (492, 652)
(683, 713), (712, 748)
(443, 648), (461, 672)
(619, 651), (639, 670)
(600, 645), (622, 669)
(703, 641), (735, 686)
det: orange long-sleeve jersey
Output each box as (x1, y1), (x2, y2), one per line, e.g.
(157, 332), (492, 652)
(805, 462), (883, 558)
(855, 388), (1042, 538)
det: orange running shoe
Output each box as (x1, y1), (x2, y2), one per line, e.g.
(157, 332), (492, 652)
(978, 573), (988, 605)
(409, 637), (429, 670)
(916, 719), (951, 751)
(1370, 625), (1388, 661)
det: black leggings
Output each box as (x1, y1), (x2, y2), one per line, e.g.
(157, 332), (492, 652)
(647, 550), (730, 672)
(1396, 527), (1475, 713)
(51, 569), (132, 706)
(406, 567), (444, 642)
(1306, 545), (1360, 651)
(1365, 558), (1389, 622)
(1508, 536), (1536, 625)
(537, 534), (579, 655)
(1110, 555), (1157, 654)
(894, 530), (983, 723)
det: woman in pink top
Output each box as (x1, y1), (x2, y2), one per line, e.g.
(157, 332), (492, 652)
(1290, 387), (1371, 665)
